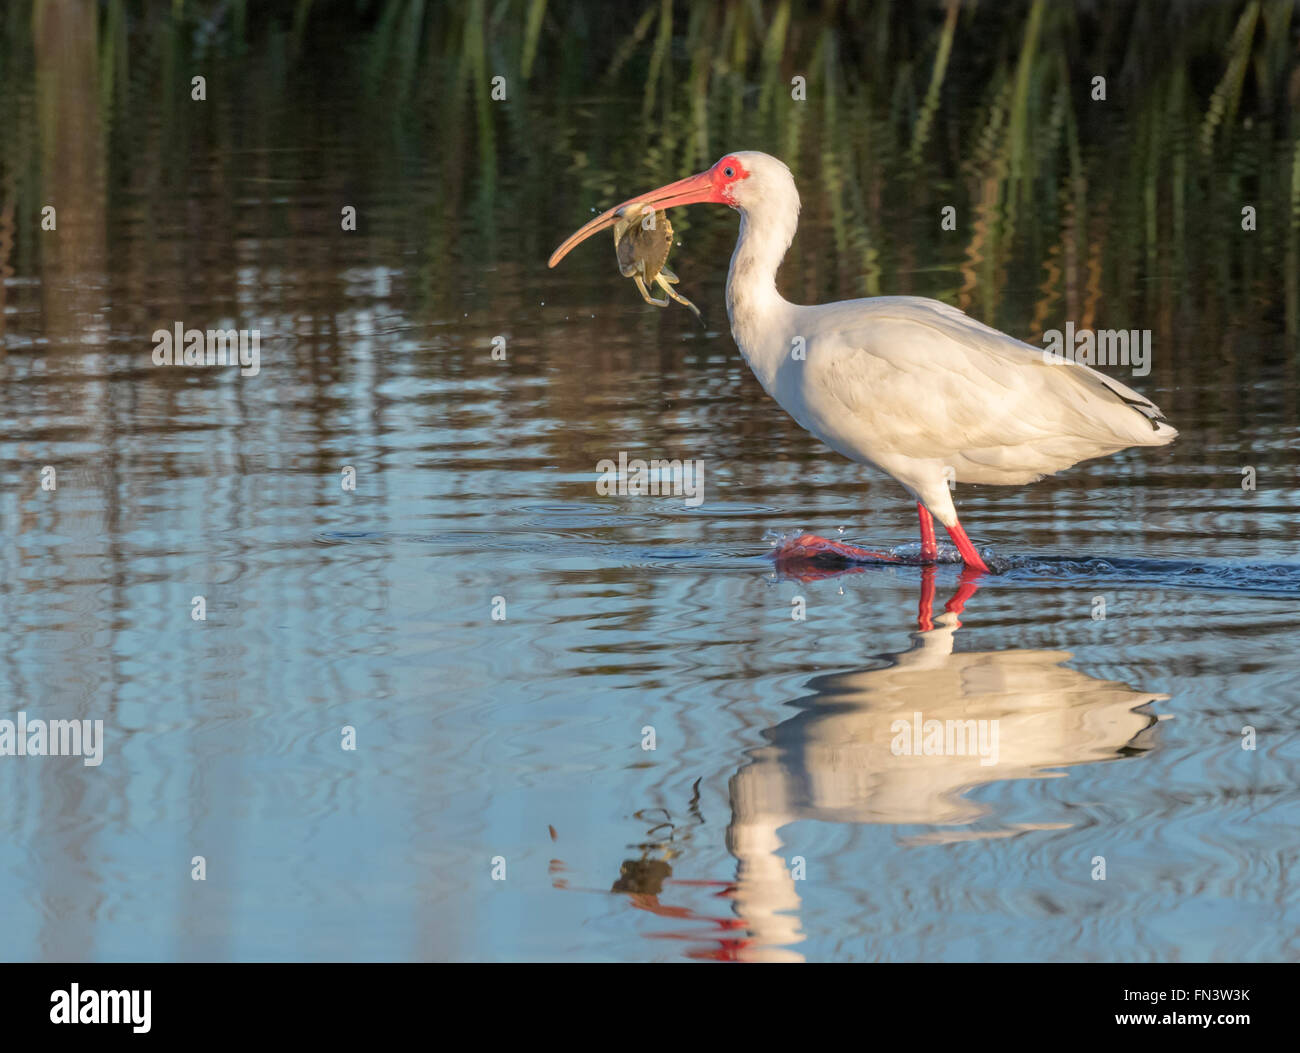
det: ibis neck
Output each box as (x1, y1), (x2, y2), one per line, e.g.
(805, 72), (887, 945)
(725, 205), (797, 388)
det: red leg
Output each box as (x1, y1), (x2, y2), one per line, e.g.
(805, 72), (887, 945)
(917, 564), (936, 631)
(917, 502), (937, 562)
(944, 572), (982, 619)
(944, 520), (990, 573)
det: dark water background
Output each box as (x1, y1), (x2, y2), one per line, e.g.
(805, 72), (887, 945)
(0, 0), (1297, 960)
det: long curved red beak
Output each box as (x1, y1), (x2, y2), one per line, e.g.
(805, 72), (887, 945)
(548, 168), (722, 268)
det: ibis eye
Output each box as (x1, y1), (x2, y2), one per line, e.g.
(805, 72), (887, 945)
(723, 166), (735, 178)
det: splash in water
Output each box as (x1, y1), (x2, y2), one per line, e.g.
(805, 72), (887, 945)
(767, 529), (1008, 575)
(766, 530), (1300, 596)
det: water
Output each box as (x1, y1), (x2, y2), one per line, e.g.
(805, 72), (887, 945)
(0, 5), (1297, 962)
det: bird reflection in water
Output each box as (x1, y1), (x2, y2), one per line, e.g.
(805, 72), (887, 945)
(557, 565), (1169, 961)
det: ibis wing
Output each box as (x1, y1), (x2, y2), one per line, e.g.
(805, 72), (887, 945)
(797, 298), (1175, 459)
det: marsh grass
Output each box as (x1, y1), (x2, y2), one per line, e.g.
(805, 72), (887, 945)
(0, 0), (1296, 347)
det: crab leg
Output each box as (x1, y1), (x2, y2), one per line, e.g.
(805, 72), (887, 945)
(634, 274), (670, 307)
(655, 276), (702, 320)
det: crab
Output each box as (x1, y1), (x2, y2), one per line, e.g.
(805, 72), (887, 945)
(612, 203), (702, 321)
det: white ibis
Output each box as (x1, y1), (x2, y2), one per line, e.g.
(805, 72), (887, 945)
(549, 152), (1177, 573)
